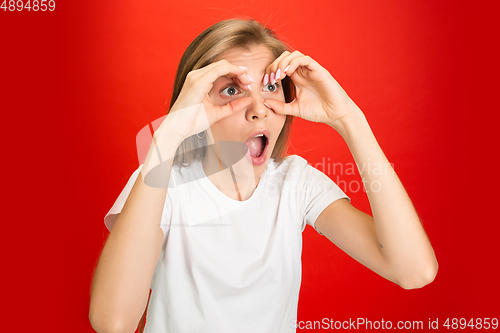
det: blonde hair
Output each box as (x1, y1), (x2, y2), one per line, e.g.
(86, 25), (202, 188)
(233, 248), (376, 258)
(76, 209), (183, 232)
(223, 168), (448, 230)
(168, 18), (296, 168)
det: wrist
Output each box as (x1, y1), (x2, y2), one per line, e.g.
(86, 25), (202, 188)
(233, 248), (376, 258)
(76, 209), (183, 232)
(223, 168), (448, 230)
(153, 127), (185, 158)
(141, 129), (184, 187)
(327, 104), (370, 140)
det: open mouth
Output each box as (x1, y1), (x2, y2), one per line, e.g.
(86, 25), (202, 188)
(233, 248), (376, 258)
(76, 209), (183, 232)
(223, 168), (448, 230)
(245, 133), (268, 158)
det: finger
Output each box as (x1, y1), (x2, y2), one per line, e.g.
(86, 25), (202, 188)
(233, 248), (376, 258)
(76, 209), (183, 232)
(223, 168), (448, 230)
(263, 98), (299, 117)
(277, 50), (305, 76)
(200, 60), (254, 89)
(234, 76), (253, 92)
(281, 53), (323, 78)
(233, 67), (255, 88)
(266, 51), (305, 83)
(213, 96), (253, 122)
(196, 59), (245, 79)
(264, 51), (291, 82)
(172, 61), (253, 116)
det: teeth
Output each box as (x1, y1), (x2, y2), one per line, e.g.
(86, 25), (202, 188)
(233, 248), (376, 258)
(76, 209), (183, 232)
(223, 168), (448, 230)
(254, 134), (264, 138)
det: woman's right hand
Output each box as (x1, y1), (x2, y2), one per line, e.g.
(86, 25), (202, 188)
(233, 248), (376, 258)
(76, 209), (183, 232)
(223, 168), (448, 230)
(141, 60), (254, 186)
(158, 60), (254, 141)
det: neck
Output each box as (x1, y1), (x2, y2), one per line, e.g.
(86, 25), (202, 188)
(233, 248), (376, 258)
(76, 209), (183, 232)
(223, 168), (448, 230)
(202, 143), (261, 201)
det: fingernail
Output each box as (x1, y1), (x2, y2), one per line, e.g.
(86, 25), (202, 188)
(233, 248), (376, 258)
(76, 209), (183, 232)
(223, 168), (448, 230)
(284, 65), (290, 73)
(276, 68), (281, 80)
(238, 66), (248, 70)
(247, 84), (252, 91)
(263, 101), (272, 109)
(263, 73), (269, 85)
(270, 72), (275, 85)
(246, 74), (254, 83)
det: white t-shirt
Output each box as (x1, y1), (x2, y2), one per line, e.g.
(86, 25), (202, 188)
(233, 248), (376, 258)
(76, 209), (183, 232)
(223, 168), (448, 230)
(104, 155), (349, 333)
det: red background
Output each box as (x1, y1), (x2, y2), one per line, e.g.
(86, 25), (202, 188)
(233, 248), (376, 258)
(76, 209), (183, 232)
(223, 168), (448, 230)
(2, 0), (499, 331)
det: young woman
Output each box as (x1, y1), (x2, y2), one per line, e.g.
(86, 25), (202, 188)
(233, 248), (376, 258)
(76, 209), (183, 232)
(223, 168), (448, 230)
(89, 19), (438, 333)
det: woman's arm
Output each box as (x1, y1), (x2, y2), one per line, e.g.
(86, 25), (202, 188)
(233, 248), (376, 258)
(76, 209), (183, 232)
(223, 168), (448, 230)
(89, 132), (182, 333)
(315, 106), (438, 289)
(263, 50), (438, 289)
(89, 60), (254, 332)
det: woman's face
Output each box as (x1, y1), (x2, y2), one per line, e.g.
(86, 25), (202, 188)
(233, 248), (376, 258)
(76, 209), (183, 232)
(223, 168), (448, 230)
(207, 44), (287, 177)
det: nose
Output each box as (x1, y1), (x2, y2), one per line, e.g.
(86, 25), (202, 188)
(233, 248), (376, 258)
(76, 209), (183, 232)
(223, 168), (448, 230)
(245, 93), (268, 121)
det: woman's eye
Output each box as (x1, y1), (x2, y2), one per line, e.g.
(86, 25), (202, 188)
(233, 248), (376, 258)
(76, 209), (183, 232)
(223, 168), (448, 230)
(264, 82), (279, 92)
(221, 86), (240, 97)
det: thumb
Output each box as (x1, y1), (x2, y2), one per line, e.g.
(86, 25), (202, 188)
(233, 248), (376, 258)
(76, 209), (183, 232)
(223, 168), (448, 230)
(263, 98), (297, 116)
(229, 96), (253, 113)
(211, 97), (253, 122)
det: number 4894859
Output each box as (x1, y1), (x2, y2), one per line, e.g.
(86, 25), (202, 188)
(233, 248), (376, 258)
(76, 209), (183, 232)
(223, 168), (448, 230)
(1, 0), (56, 11)
(443, 318), (498, 330)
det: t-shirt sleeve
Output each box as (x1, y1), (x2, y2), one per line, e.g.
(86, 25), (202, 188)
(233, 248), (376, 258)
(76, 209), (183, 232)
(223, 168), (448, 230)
(104, 165), (143, 232)
(296, 159), (350, 235)
(103, 165), (172, 234)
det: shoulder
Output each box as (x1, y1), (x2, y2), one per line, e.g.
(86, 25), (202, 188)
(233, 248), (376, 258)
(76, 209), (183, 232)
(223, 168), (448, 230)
(269, 154), (309, 174)
(271, 154), (324, 179)
(265, 155), (326, 190)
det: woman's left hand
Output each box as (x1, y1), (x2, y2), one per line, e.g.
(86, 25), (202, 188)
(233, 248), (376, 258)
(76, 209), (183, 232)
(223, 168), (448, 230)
(263, 51), (362, 129)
